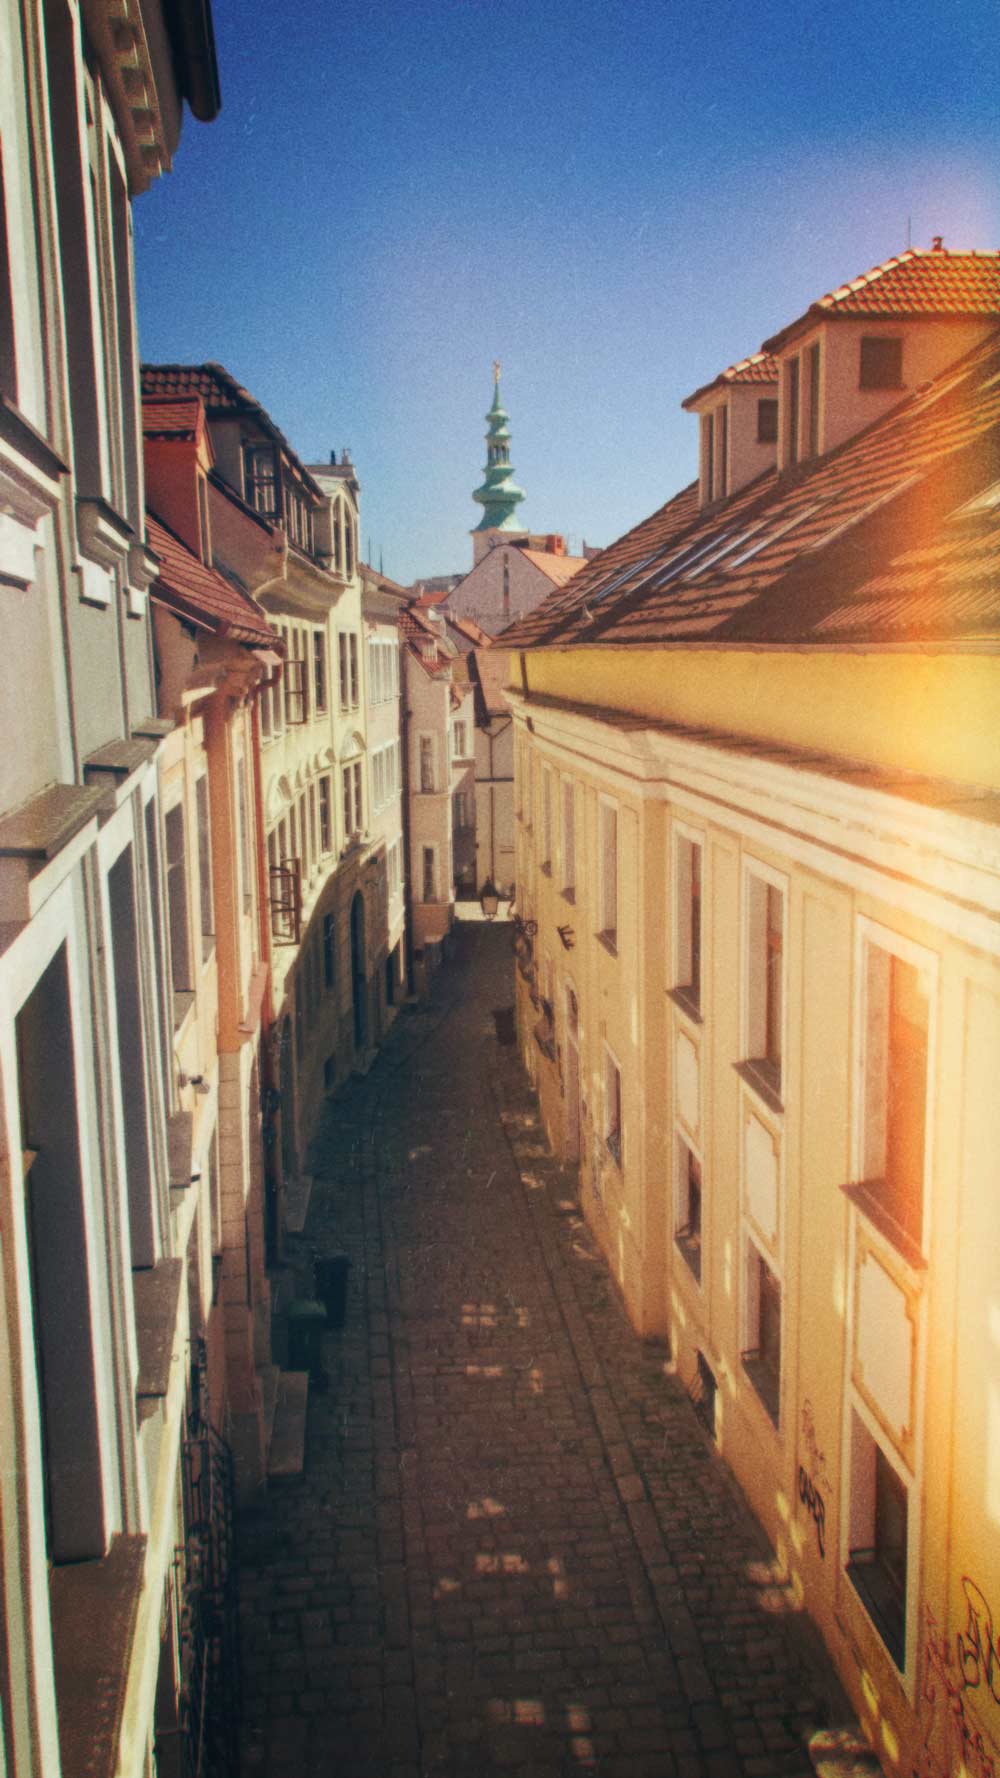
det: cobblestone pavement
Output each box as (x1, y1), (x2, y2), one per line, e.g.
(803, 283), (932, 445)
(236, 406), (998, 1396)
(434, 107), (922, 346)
(239, 922), (851, 1778)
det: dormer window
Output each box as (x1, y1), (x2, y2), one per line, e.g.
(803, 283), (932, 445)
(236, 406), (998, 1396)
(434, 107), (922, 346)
(806, 342), (821, 458)
(244, 444), (278, 517)
(757, 399), (778, 444)
(860, 336), (903, 391)
(700, 405), (728, 502)
(785, 357), (800, 467)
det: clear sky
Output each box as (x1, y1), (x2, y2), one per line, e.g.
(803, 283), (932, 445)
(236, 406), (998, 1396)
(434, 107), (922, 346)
(134, 0), (999, 586)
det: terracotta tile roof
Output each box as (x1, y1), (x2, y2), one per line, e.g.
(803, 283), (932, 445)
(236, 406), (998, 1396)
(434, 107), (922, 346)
(399, 603), (452, 676)
(519, 549), (588, 587)
(141, 395), (204, 438)
(141, 363), (323, 498)
(763, 247), (1000, 353)
(682, 352), (779, 409)
(147, 512), (276, 646)
(508, 328), (1000, 652)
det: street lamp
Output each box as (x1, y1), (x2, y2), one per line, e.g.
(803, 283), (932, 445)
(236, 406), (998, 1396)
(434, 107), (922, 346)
(479, 878), (500, 920)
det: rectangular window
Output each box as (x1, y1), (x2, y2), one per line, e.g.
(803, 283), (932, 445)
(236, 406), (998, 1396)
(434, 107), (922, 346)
(673, 831), (702, 1014)
(338, 632), (350, 708)
(269, 859), (301, 943)
(744, 871), (784, 1101)
(807, 341), (821, 457)
(860, 335), (903, 391)
(847, 1413), (908, 1668)
(785, 356), (800, 466)
(352, 761), (363, 834)
(195, 775), (214, 960)
(856, 935), (929, 1259)
(716, 404), (728, 498)
(285, 635), (308, 724)
(419, 735), (435, 793)
(349, 633), (359, 706)
(675, 1138), (702, 1282)
(313, 630), (327, 713)
(453, 720), (468, 758)
(598, 801), (618, 950)
(604, 1047), (623, 1168)
(422, 846), (436, 903)
(165, 803), (191, 1008)
(245, 444), (278, 517)
(560, 779), (575, 900)
(541, 767), (553, 873)
(757, 398), (778, 444)
(318, 776), (331, 853)
(743, 1243), (781, 1424)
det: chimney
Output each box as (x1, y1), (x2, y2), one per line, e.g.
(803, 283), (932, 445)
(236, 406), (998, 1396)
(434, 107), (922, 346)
(330, 450), (337, 464)
(931, 236), (944, 251)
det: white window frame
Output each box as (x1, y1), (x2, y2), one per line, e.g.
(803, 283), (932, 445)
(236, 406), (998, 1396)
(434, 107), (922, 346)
(603, 1041), (623, 1170)
(598, 797), (619, 951)
(674, 1132), (703, 1286)
(417, 732), (437, 795)
(843, 1397), (914, 1678)
(671, 820), (703, 1017)
(560, 776), (576, 901)
(741, 857), (787, 1106)
(850, 918), (935, 1267)
(742, 1231), (782, 1427)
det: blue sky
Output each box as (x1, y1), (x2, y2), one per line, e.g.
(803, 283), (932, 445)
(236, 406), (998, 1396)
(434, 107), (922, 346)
(134, 0), (999, 585)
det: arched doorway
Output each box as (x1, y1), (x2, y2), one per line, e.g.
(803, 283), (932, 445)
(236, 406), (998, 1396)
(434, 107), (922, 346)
(350, 891), (367, 1052)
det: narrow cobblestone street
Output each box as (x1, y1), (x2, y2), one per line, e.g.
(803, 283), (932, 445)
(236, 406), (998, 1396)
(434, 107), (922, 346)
(239, 922), (850, 1778)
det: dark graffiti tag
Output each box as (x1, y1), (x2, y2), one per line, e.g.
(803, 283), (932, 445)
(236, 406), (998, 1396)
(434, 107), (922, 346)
(798, 1399), (832, 1560)
(916, 1595), (1000, 1778)
(798, 1464), (826, 1558)
(958, 1580), (1000, 1709)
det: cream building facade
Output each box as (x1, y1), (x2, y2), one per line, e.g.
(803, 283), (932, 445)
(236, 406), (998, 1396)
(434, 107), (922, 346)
(0, 1), (232, 1773)
(505, 248), (1000, 1778)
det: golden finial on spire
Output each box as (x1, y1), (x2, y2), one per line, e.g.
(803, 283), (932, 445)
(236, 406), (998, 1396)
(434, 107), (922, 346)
(492, 359), (501, 383)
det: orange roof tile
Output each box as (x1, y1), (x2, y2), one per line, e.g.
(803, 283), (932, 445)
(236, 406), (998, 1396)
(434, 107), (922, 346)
(682, 352), (779, 409)
(763, 247), (1000, 353)
(147, 512), (276, 646)
(141, 364), (323, 497)
(141, 395), (204, 437)
(507, 327), (1000, 652)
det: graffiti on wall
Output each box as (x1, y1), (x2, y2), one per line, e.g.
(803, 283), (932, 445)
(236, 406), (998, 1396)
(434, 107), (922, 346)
(798, 1399), (832, 1559)
(917, 1587), (1000, 1778)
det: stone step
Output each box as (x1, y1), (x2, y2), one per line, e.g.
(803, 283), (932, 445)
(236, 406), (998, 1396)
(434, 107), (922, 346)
(267, 1370), (309, 1478)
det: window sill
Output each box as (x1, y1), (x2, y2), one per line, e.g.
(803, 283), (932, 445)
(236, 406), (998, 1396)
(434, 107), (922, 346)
(597, 930), (619, 959)
(846, 1556), (906, 1669)
(50, 1534), (147, 1778)
(734, 1059), (783, 1116)
(668, 986), (702, 1025)
(133, 1257), (184, 1406)
(840, 1181), (926, 1272)
(741, 1351), (780, 1427)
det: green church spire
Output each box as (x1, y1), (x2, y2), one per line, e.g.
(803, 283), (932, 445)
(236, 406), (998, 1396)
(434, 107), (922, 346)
(472, 361), (526, 534)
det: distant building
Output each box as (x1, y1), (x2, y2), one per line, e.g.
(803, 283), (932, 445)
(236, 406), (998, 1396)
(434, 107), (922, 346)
(505, 243), (1000, 1778)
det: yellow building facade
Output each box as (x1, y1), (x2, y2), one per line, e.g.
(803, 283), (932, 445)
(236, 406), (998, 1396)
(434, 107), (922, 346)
(507, 251), (1000, 1778)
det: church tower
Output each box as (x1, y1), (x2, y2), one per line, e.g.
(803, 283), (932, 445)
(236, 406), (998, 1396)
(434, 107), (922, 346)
(471, 362), (527, 563)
